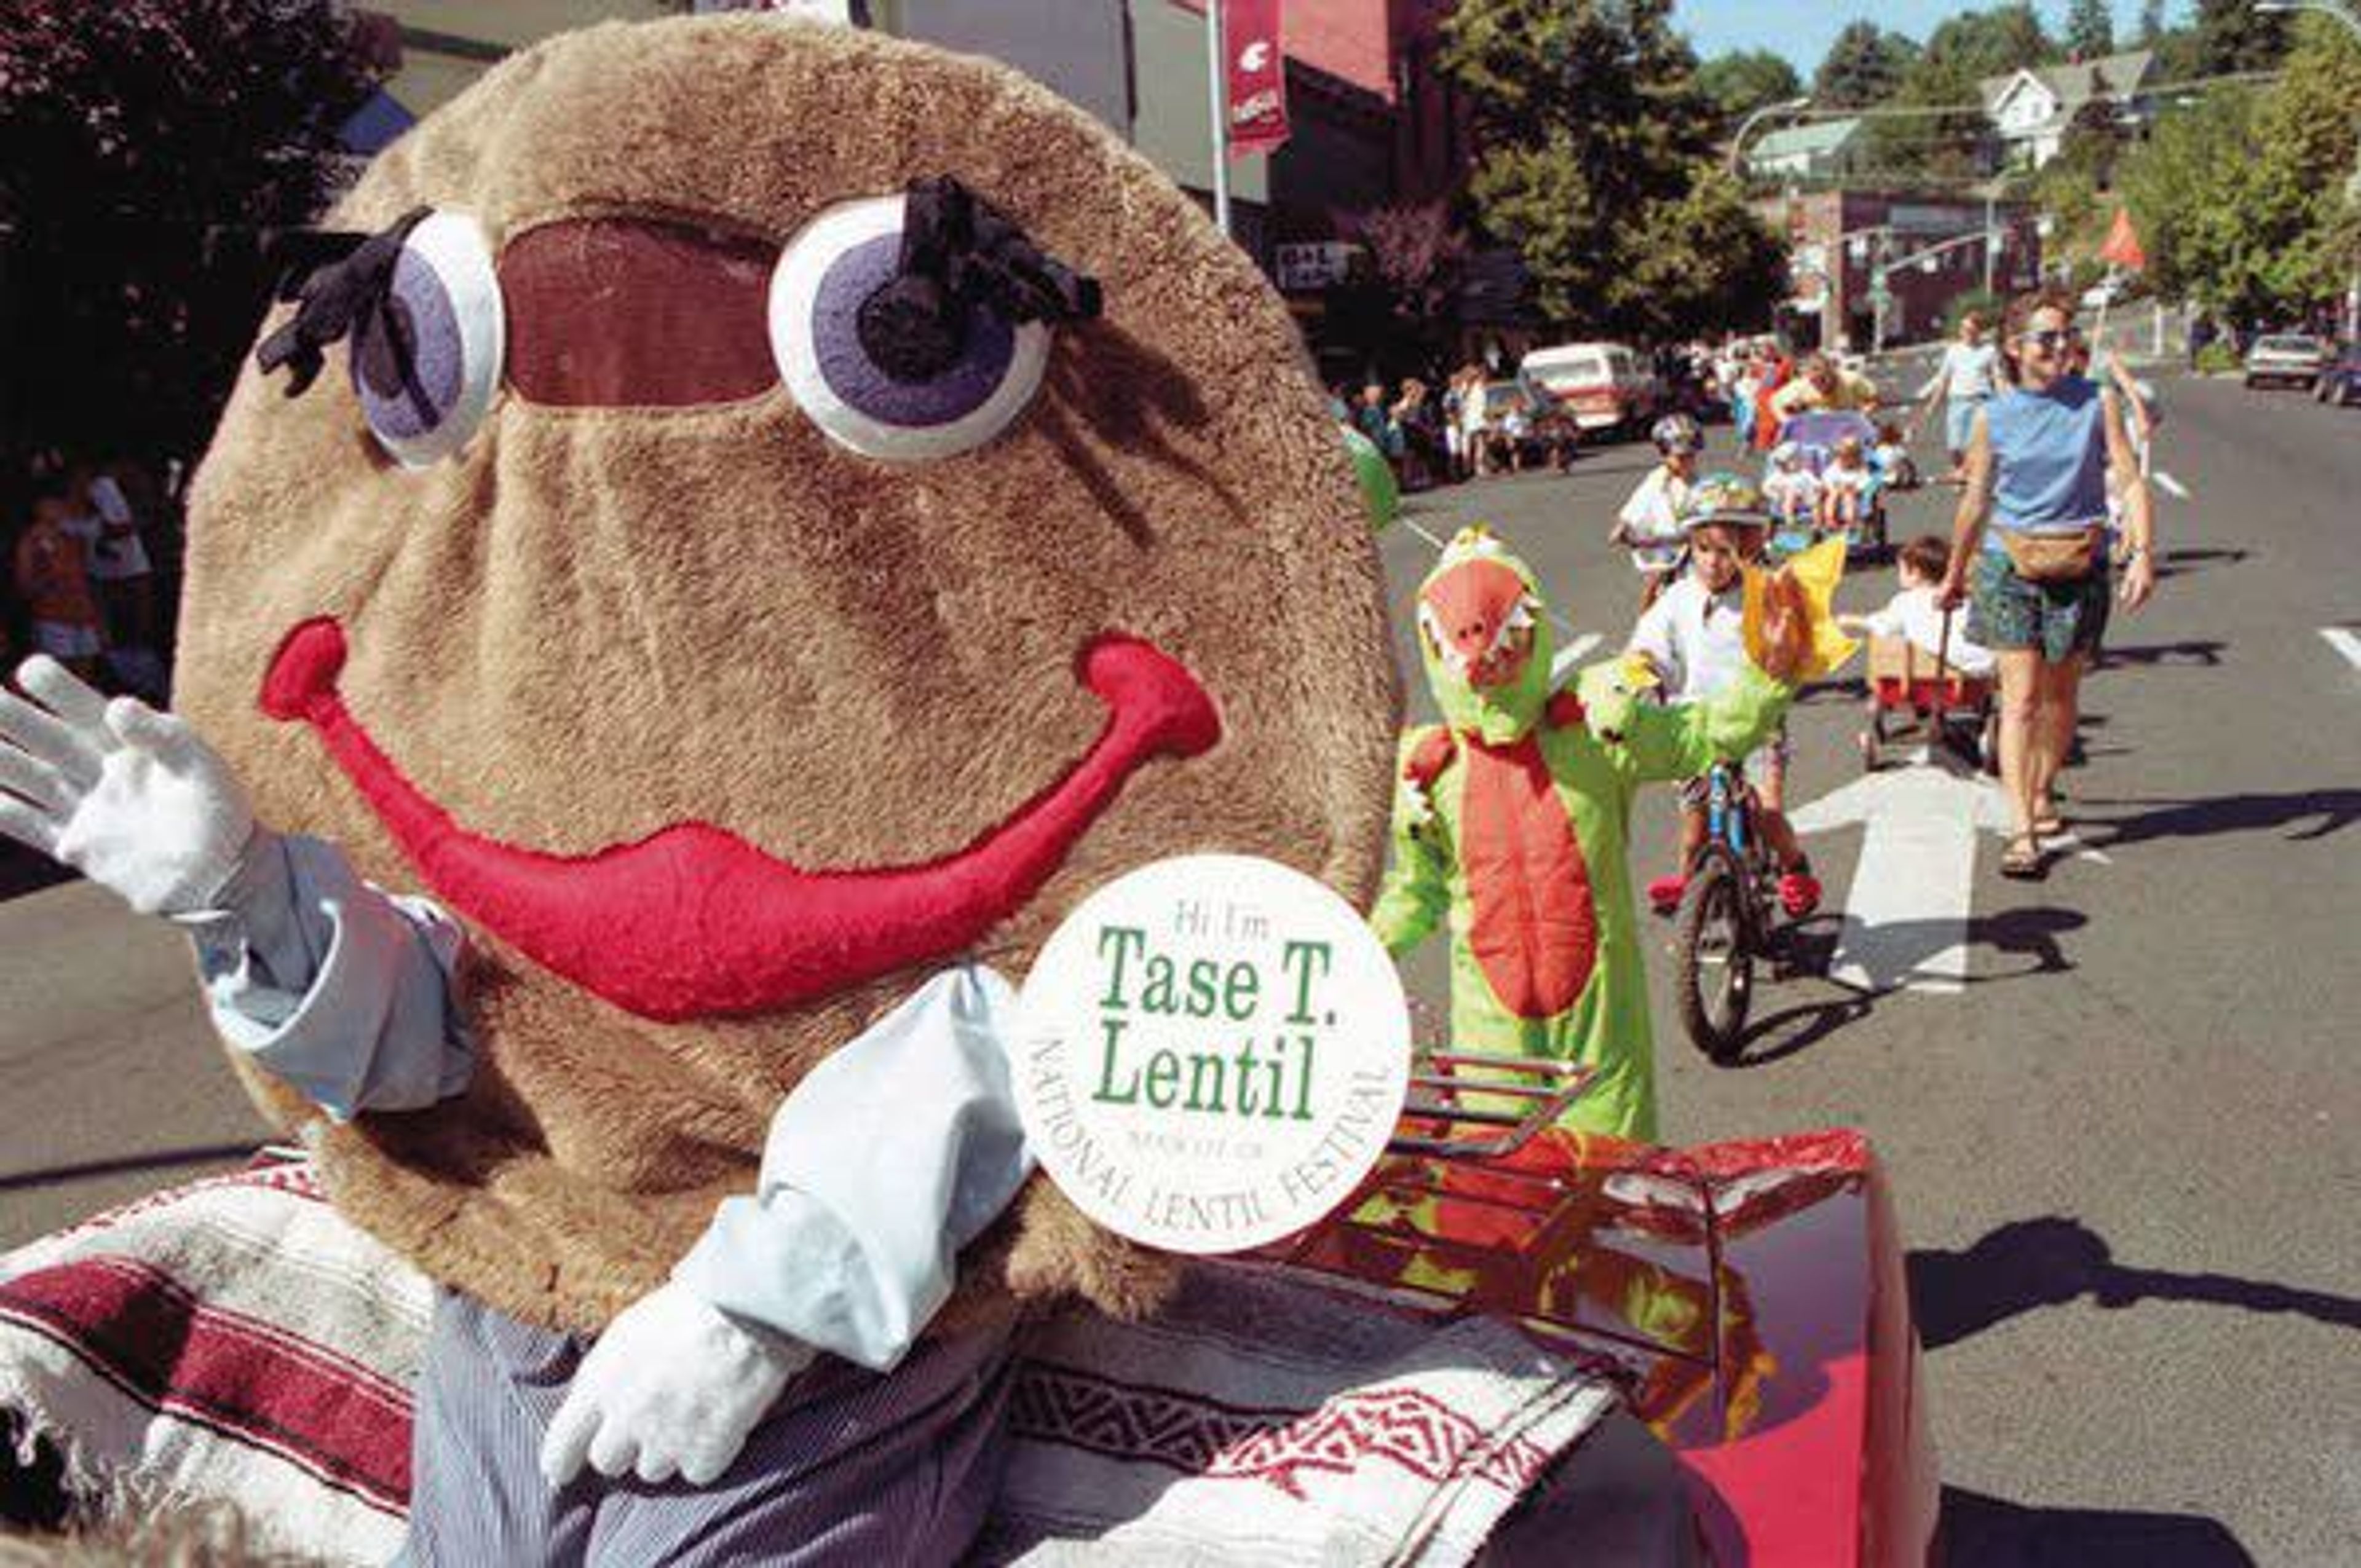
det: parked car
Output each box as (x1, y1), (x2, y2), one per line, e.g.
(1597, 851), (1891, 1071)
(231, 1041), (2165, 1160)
(2244, 333), (2328, 390)
(1476, 376), (1581, 471)
(2314, 341), (2361, 406)
(2079, 277), (2127, 311)
(1521, 341), (1663, 438)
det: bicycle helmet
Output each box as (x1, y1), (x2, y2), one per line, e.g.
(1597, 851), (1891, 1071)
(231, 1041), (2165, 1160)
(1683, 471), (1770, 530)
(1650, 412), (1703, 455)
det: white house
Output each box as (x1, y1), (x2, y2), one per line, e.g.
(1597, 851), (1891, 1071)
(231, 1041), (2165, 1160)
(1744, 117), (1867, 183)
(1979, 49), (2159, 170)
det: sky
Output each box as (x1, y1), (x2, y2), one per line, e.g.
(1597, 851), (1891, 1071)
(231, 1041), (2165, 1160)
(1676, 0), (2174, 75)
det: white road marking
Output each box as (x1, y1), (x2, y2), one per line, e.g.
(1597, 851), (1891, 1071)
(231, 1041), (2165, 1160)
(2152, 470), (2189, 500)
(1791, 755), (2106, 995)
(2323, 628), (2361, 674)
(1551, 632), (1603, 681)
(1398, 518), (1451, 551)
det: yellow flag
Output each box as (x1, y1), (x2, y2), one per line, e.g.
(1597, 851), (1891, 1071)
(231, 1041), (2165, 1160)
(1743, 536), (1857, 682)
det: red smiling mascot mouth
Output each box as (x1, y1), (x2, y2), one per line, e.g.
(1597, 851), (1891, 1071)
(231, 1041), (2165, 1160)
(259, 618), (1220, 1023)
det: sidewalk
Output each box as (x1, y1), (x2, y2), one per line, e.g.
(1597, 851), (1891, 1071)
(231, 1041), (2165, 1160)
(0, 880), (267, 1248)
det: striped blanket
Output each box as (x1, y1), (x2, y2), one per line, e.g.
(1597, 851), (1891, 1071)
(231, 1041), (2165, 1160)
(0, 1159), (1622, 1565)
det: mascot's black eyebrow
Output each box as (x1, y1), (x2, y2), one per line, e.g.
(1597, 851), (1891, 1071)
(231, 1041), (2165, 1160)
(255, 206), (433, 400)
(856, 176), (1102, 382)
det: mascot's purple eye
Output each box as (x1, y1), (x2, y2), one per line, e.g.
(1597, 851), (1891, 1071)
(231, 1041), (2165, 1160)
(768, 195), (1050, 462)
(350, 212), (504, 469)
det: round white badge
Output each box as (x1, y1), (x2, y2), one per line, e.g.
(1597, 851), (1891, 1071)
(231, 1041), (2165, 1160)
(1013, 854), (1412, 1255)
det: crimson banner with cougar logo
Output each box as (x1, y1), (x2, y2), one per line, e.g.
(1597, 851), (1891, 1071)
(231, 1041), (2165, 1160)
(1223, 0), (1288, 160)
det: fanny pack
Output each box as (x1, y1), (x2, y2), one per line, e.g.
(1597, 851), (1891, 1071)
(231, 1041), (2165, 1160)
(1999, 524), (2103, 583)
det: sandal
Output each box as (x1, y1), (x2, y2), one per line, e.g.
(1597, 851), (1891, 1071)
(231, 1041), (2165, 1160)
(2033, 814), (2065, 838)
(1999, 834), (2046, 880)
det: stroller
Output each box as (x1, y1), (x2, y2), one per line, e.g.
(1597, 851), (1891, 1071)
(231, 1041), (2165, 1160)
(1766, 409), (1890, 562)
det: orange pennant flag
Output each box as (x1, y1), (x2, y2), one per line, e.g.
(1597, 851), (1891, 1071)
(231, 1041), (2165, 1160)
(2098, 207), (2147, 272)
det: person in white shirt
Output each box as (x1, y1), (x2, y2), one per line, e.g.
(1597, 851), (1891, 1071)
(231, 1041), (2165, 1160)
(1872, 420), (1917, 490)
(1626, 475), (1820, 920)
(1609, 413), (1701, 610)
(1817, 435), (1873, 536)
(1762, 443), (1818, 529)
(62, 460), (156, 654)
(1914, 313), (2001, 481)
(1841, 534), (1996, 677)
(1458, 371), (1492, 477)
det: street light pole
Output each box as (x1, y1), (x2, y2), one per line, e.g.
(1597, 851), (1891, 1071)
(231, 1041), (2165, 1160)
(1204, 0), (1231, 236)
(1728, 96), (1813, 177)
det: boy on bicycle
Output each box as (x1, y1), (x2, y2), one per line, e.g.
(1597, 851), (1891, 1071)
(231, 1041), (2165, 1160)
(1608, 413), (1701, 612)
(1626, 475), (1821, 920)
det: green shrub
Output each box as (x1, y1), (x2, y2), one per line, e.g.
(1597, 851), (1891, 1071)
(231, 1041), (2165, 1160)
(2194, 342), (2242, 375)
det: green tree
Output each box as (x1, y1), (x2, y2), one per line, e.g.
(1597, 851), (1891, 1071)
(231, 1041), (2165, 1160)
(1813, 21), (1918, 108)
(1698, 48), (1804, 123)
(2118, 86), (2264, 308)
(1860, 51), (1987, 181)
(2138, 0), (2166, 47)
(1439, 0), (1783, 337)
(2191, 0), (2290, 74)
(0, 1), (379, 466)
(1622, 170), (1790, 340)
(1923, 4), (2055, 80)
(2118, 18), (2360, 320)
(2066, 0), (2114, 59)
(2245, 17), (2361, 309)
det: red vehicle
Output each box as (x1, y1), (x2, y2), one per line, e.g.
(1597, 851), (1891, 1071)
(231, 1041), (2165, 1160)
(1861, 623), (1997, 775)
(1266, 1058), (1942, 1566)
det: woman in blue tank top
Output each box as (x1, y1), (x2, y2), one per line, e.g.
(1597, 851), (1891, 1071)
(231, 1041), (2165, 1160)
(1937, 288), (2156, 878)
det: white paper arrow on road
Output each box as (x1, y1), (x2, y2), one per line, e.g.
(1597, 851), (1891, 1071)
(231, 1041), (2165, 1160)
(1790, 753), (2108, 995)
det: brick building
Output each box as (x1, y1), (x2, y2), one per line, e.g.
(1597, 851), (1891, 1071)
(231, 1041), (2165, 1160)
(1761, 189), (2042, 352)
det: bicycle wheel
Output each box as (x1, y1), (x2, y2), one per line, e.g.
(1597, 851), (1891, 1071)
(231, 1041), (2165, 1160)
(1674, 848), (1754, 1063)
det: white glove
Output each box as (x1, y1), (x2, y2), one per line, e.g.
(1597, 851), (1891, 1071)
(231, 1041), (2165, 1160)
(0, 656), (256, 916)
(540, 1281), (812, 1490)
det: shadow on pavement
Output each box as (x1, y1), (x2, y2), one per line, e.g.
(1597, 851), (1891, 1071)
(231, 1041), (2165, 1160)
(2089, 639), (2226, 668)
(0, 1144), (259, 1196)
(1908, 1216), (2361, 1353)
(2074, 789), (2361, 848)
(1940, 1486), (2256, 1567)
(1710, 905), (2085, 1067)
(2151, 546), (2251, 582)
(1717, 993), (1873, 1068)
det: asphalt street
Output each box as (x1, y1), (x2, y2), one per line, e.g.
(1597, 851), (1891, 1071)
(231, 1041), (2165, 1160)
(0, 368), (2354, 1564)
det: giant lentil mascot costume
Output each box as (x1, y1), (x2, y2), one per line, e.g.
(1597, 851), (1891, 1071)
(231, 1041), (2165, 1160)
(0, 15), (1400, 1560)
(1370, 523), (1824, 1141)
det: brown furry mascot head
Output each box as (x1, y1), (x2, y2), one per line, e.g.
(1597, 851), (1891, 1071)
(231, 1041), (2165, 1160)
(175, 16), (1397, 1333)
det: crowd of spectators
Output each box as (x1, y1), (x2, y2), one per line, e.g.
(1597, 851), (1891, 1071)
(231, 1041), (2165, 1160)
(1334, 364), (1583, 492)
(3, 452), (180, 703)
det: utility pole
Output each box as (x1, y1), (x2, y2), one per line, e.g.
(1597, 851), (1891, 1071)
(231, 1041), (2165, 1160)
(1204, 0), (1231, 236)
(1983, 189), (1996, 295)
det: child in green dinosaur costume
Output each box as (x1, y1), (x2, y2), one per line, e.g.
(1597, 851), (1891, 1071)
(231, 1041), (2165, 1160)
(1371, 516), (1814, 1141)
